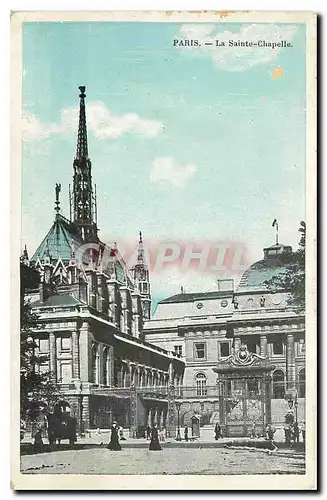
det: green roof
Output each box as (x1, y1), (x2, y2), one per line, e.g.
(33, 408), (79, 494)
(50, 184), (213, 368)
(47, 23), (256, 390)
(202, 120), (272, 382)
(238, 244), (292, 289)
(31, 214), (83, 263)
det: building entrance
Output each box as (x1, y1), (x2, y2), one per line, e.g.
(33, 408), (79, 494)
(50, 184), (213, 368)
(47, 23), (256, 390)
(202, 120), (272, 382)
(213, 344), (274, 437)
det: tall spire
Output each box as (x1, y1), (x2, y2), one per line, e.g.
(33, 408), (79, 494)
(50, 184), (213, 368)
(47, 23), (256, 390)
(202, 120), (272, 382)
(137, 231), (145, 264)
(132, 231), (151, 321)
(76, 86), (88, 159)
(72, 86), (98, 242)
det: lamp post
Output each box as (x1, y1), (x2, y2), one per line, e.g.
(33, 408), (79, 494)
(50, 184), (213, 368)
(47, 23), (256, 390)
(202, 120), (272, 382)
(294, 392), (298, 423)
(175, 401), (182, 441)
(287, 390), (298, 423)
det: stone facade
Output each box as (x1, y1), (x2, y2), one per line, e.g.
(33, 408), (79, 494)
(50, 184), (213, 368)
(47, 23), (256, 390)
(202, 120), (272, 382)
(22, 86), (184, 433)
(144, 245), (305, 429)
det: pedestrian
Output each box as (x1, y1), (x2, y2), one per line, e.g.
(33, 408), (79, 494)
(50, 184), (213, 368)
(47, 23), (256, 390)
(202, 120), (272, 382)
(33, 429), (44, 453)
(119, 426), (126, 441)
(107, 421), (121, 451)
(149, 423), (162, 451)
(284, 424), (291, 447)
(250, 422), (256, 439)
(266, 423), (275, 441)
(302, 422), (306, 443)
(184, 425), (189, 442)
(161, 427), (166, 442)
(214, 422), (222, 440)
(293, 421), (300, 444)
(146, 424), (151, 440)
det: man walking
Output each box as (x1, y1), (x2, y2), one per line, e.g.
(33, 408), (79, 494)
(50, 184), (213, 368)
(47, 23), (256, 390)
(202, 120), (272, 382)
(184, 425), (189, 442)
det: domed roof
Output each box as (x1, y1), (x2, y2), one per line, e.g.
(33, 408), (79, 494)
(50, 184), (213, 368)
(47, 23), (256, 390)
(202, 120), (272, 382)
(238, 243), (292, 290)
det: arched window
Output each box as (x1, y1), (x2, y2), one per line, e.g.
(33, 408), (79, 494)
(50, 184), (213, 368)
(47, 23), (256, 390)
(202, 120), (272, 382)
(103, 347), (109, 386)
(272, 369), (285, 399)
(91, 344), (99, 384)
(195, 373), (207, 396)
(299, 368), (305, 398)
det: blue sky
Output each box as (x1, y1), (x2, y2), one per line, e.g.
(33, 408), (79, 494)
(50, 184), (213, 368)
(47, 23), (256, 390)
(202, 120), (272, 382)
(22, 21), (306, 304)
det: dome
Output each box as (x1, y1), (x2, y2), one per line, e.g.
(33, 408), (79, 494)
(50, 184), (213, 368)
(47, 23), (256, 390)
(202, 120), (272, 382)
(238, 243), (293, 290)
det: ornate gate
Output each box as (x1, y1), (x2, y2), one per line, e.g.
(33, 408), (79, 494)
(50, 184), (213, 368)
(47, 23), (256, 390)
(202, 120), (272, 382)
(214, 344), (274, 437)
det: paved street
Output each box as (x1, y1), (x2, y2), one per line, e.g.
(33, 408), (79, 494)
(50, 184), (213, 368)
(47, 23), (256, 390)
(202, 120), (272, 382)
(21, 446), (305, 475)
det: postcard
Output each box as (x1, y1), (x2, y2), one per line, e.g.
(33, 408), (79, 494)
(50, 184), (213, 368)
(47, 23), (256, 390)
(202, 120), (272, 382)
(11, 10), (317, 490)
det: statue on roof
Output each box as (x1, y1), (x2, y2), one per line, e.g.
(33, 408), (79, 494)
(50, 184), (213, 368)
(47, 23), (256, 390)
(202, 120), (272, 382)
(55, 183), (61, 214)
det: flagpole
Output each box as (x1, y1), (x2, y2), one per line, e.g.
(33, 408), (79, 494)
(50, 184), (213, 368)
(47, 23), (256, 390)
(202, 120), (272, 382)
(272, 219), (279, 245)
(276, 223), (279, 245)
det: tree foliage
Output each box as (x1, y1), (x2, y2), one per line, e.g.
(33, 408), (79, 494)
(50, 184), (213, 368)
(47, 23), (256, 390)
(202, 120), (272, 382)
(20, 262), (61, 419)
(264, 221), (306, 312)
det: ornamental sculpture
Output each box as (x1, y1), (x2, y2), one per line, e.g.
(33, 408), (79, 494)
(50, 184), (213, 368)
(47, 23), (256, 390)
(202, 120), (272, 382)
(225, 344), (267, 367)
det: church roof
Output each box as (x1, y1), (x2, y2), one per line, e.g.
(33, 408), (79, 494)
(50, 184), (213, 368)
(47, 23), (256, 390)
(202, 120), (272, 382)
(33, 293), (84, 308)
(238, 243), (293, 290)
(30, 214), (83, 263)
(159, 290), (232, 304)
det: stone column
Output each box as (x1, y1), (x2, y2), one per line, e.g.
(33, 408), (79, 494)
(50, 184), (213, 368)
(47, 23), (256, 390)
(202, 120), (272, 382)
(157, 408), (163, 427)
(72, 330), (80, 379)
(125, 363), (131, 387)
(260, 335), (268, 357)
(49, 332), (57, 381)
(107, 346), (114, 387)
(167, 384), (175, 438)
(116, 364), (123, 387)
(129, 384), (137, 438)
(138, 368), (143, 387)
(286, 334), (296, 390)
(81, 395), (90, 431)
(168, 361), (174, 385)
(98, 343), (104, 385)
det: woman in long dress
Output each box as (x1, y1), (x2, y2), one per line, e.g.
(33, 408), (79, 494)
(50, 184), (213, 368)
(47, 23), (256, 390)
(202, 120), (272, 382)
(107, 421), (121, 450)
(149, 423), (162, 451)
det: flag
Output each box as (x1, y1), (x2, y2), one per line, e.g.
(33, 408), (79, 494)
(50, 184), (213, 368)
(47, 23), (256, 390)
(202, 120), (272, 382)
(272, 219), (278, 228)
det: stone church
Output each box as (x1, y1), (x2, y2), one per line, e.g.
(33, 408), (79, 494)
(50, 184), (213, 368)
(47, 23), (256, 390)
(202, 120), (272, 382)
(22, 86), (184, 435)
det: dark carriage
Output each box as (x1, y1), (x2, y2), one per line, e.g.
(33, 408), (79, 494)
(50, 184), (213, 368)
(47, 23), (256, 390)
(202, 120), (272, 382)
(47, 401), (77, 445)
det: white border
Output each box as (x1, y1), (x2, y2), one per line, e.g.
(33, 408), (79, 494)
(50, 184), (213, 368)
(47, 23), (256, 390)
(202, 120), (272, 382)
(9, 9), (317, 492)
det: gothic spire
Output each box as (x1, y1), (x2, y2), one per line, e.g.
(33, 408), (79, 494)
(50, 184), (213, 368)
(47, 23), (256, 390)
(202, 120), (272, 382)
(137, 231), (145, 264)
(132, 231), (151, 320)
(72, 86), (98, 242)
(76, 86), (88, 159)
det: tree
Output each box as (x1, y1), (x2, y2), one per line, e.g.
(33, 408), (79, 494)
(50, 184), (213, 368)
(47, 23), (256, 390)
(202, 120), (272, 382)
(264, 221), (306, 312)
(20, 262), (61, 420)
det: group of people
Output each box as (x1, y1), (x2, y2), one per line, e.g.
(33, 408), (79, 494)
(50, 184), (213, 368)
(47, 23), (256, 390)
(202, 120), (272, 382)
(145, 424), (166, 442)
(108, 421), (162, 451)
(284, 421), (305, 447)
